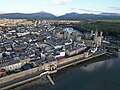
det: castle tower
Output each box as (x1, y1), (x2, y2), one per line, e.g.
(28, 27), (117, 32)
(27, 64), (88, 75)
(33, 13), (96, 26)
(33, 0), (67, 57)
(90, 30), (93, 37)
(96, 36), (102, 47)
(95, 31), (98, 37)
(94, 31), (98, 42)
(64, 31), (67, 39)
(100, 31), (103, 37)
(67, 32), (71, 40)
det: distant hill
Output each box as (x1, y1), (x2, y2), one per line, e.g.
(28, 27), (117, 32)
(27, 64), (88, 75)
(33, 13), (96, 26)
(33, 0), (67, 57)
(58, 12), (96, 19)
(99, 13), (120, 16)
(0, 12), (56, 19)
(58, 12), (120, 20)
(0, 12), (120, 19)
(28, 12), (56, 19)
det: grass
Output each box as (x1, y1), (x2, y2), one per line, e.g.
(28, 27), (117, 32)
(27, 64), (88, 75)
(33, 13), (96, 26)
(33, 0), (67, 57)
(74, 20), (120, 37)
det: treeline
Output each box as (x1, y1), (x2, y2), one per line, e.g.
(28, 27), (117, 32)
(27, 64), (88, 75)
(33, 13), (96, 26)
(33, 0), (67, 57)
(73, 20), (120, 37)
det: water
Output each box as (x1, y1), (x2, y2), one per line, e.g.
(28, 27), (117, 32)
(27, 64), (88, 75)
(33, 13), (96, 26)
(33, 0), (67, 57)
(64, 27), (75, 33)
(63, 27), (82, 34)
(47, 52), (120, 90)
(21, 52), (120, 90)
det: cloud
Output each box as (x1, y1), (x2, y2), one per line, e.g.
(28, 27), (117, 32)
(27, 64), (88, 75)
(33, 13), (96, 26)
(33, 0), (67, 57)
(51, 0), (71, 5)
(71, 8), (102, 13)
(110, 7), (120, 11)
(83, 2), (91, 5)
(0, 11), (6, 14)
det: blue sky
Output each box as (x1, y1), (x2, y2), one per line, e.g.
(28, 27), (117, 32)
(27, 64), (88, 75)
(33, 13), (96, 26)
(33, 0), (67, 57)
(0, 0), (120, 15)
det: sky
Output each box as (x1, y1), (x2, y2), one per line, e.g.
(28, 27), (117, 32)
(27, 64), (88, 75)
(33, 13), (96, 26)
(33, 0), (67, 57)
(0, 0), (120, 16)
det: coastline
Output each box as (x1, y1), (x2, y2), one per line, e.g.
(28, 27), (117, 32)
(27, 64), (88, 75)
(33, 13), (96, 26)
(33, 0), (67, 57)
(13, 52), (118, 90)
(14, 52), (117, 90)
(0, 49), (118, 90)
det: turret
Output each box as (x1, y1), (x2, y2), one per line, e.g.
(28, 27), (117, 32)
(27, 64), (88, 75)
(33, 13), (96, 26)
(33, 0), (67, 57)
(95, 31), (98, 37)
(90, 30), (93, 37)
(100, 31), (103, 37)
(94, 31), (98, 42)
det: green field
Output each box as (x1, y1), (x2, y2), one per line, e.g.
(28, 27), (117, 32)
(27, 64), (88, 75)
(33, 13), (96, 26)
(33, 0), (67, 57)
(74, 20), (120, 37)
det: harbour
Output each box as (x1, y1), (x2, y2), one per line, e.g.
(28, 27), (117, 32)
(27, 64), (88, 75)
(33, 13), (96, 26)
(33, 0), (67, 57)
(0, 49), (108, 90)
(0, 0), (120, 89)
(0, 20), (120, 90)
(10, 51), (119, 90)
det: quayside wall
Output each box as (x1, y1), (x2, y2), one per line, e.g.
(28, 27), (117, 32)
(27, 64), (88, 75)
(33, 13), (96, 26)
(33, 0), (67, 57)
(0, 50), (107, 89)
(0, 66), (43, 84)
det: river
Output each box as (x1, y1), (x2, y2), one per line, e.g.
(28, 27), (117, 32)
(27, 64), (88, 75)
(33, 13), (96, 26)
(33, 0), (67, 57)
(20, 52), (120, 90)
(46, 52), (120, 90)
(63, 27), (83, 35)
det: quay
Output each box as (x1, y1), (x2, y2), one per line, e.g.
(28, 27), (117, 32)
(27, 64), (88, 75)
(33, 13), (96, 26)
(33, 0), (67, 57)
(0, 50), (107, 90)
(57, 50), (107, 70)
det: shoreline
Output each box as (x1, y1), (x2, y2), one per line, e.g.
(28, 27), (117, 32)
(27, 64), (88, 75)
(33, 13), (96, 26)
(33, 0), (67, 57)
(1, 49), (116, 90)
(14, 52), (118, 90)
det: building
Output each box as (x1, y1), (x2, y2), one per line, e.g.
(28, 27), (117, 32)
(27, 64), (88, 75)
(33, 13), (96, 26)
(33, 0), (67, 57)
(65, 44), (86, 56)
(83, 30), (103, 47)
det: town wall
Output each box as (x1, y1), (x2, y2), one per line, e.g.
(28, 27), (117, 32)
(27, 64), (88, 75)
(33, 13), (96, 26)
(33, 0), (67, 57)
(57, 53), (84, 65)
(0, 67), (40, 84)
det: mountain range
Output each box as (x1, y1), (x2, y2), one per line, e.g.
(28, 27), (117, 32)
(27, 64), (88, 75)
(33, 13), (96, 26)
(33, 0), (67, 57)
(0, 12), (120, 19)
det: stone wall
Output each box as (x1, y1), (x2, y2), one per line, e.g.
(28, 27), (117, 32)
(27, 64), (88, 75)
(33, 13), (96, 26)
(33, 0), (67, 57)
(43, 61), (57, 71)
(0, 66), (41, 84)
(57, 53), (84, 65)
(0, 52), (85, 85)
